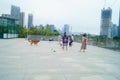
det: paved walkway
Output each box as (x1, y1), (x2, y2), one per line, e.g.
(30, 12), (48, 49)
(0, 38), (120, 80)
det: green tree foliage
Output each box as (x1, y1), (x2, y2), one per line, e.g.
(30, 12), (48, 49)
(53, 30), (59, 35)
(27, 25), (59, 36)
(113, 36), (120, 47)
(18, 25), (27, 38)
(0, 26), (2, 33)
(1, 24), (60, 38)
(88, 35), (108, 46)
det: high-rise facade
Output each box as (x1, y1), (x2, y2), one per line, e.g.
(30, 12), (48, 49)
(100, 7), (112, 38)
(118, 10), (120, 37)
(111, 24), (118, 37)
(49, 24), (55, 32)
(63, 24), (70, 35)
(0, 14), (18, 38)
(11, 5), (20, 20)
(28, 14), (33, 28)
(20, 12), (25, 27)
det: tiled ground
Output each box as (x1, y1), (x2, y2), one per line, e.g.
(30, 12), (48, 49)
(0, 38), (120, 80)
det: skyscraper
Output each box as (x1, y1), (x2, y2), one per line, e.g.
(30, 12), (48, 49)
(63, 24), (70, 35)
(28, 14), (33, 28)
(20, 12), (25, 27)
(118, 10), (120, 37)
(49, 24), (55, 32)
(100, 7), (112, 38)
(111, 24), (118, 37)
(11, 5), (20, 20)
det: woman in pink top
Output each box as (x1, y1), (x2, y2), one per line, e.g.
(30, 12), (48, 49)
(80, 34), (88, 52)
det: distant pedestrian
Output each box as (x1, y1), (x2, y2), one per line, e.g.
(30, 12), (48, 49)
(58, 35), (62, 46)
(69, 34), (74, 47)
(80, 33), (88, 52)
(62, 32), (68, 50)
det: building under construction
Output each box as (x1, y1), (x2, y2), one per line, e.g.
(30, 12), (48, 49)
(100, 7), (112, 38)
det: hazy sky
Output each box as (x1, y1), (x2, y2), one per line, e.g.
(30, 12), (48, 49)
(0, 0), (120, 34)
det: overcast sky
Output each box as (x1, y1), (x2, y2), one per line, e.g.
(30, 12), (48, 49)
(0, 0), (120, 34)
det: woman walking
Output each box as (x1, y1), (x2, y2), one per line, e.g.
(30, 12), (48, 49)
(80, 34), (88, 52)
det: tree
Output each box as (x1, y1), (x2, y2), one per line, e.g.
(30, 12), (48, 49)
(18, 24), (60, 37)
(113, 36), (120, 47)
(18, 25), (27, 38)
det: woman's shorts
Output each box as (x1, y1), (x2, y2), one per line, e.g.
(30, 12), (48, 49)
(63, 43), (68, 46)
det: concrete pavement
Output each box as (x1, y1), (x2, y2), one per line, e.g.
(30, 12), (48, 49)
(0, 38), (120, 80)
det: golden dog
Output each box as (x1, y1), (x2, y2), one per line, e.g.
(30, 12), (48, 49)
(28, 40), (40, 45)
